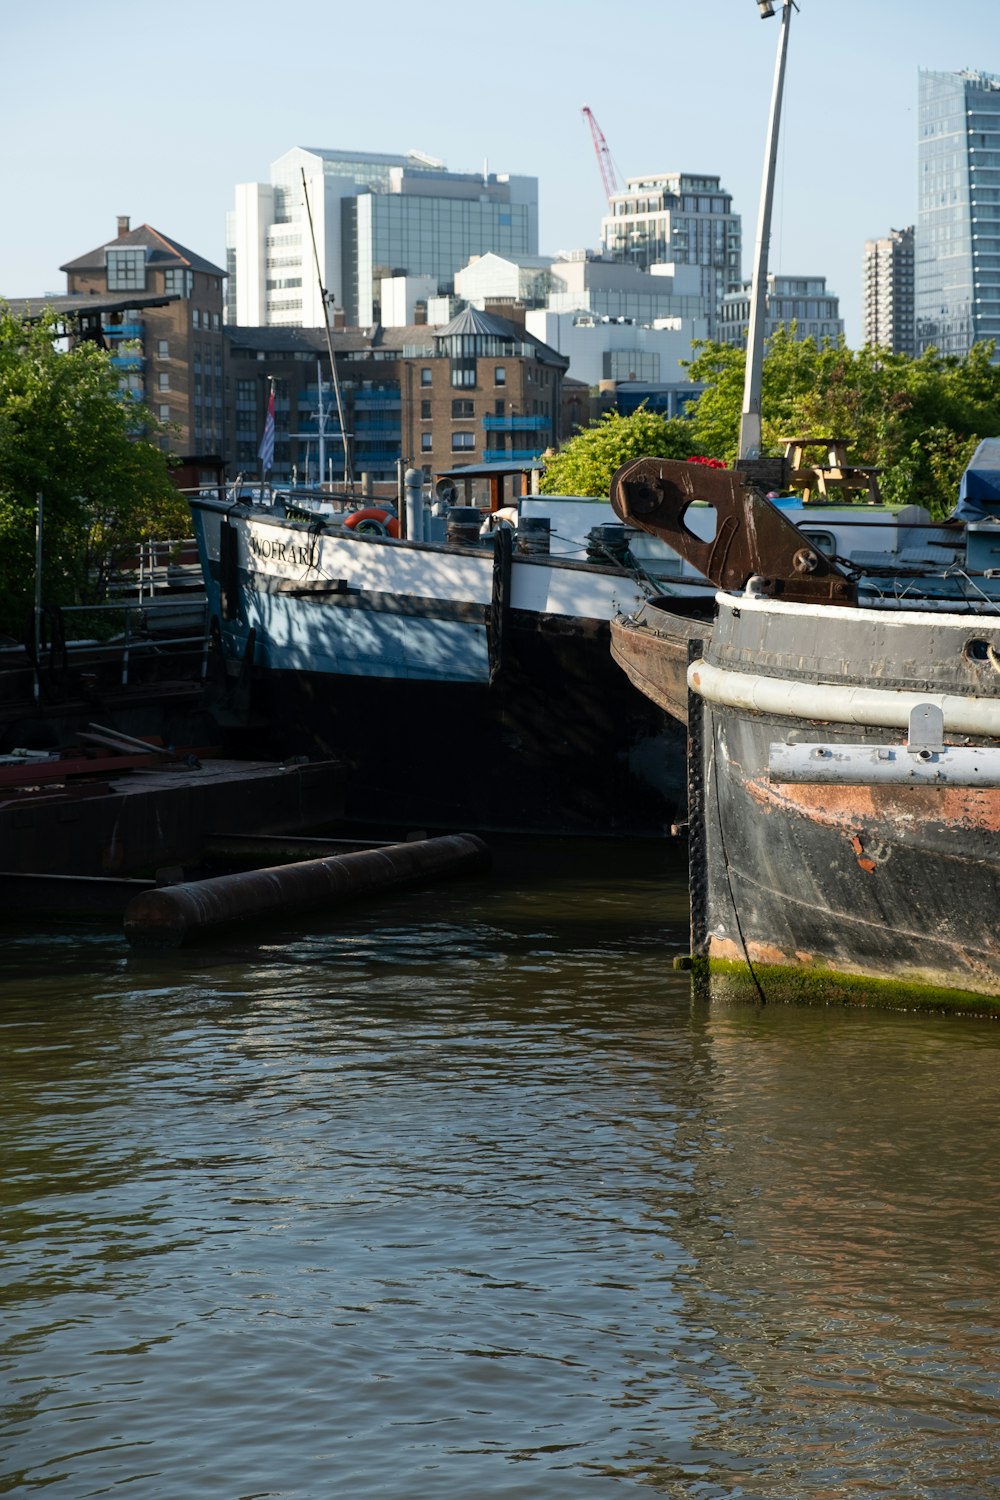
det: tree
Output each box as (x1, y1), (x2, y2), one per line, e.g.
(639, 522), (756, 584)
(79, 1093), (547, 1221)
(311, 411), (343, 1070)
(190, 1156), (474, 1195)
(683, 330), (1000, 519)
(540, 406), (700, 496)
(0, 306), (187, 638)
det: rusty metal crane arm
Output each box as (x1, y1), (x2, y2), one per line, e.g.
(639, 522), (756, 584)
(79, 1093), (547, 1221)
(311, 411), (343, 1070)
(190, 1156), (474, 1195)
(610, 457), (857, 606)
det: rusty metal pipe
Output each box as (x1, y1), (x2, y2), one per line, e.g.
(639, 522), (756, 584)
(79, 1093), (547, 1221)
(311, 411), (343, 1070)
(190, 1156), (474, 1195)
(124, 833), (491, 948)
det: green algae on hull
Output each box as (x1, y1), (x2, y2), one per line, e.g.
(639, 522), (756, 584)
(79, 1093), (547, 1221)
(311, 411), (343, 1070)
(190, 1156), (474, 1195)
(682, 955), (1000, 1017)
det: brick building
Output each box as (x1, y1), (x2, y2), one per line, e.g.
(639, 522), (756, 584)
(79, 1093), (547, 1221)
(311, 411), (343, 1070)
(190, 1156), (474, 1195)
(61, 217), (226, 463)
(222, 308), (569, 492)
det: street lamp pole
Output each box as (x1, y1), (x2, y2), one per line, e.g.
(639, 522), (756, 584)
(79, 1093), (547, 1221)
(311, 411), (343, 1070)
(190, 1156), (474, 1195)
(738, 0), (795, 462)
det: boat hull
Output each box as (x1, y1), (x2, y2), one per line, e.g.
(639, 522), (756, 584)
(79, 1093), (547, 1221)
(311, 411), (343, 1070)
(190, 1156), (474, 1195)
(191, 498), (686, 836)
(687, 594), (1000, 1010)
(610, 598), (713, 727)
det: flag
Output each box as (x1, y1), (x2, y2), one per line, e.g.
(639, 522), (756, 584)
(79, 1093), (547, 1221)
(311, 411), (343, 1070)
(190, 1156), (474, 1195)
(258, 385), (275, 473)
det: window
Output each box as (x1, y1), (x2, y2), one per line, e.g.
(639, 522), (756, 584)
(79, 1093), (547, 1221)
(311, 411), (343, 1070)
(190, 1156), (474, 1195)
(421, 432), (433, 452)
(158, 372), (169, 391)
(495, 399), (505, 416)
(451, 432), (475, 451)
(420, 367), (433, 386)
(163, 268), (193, 298)
(192, 309), (201, 329)
(106, 247), (146, 291)
(420, 399), (432, 419)
(494, 366), (506, 386)
(451, 359), (476, 387)
(451, 399), (474, 418)
(157, 339), (169, 358)
(158, 404), (170, 422)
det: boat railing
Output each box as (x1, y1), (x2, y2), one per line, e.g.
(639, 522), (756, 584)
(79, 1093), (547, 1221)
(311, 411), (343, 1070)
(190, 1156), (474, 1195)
(4, 595), (213, 700)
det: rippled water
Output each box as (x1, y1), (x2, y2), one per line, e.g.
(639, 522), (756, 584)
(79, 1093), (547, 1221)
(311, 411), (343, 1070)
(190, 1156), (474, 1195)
(2, 839), (1000, 1498)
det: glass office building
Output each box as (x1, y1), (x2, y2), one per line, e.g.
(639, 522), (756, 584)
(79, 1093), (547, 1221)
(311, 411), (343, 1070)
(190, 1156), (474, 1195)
(917, 69), (1000, 358)
(229, 148), (538, 329)
(344, 187), (534, 328)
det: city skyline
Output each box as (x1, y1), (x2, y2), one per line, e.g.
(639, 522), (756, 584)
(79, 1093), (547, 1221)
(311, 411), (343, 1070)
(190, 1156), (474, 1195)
(3, 0), (998, 350)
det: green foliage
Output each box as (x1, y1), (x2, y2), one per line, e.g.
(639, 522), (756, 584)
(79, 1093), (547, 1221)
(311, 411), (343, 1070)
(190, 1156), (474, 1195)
(539, 406), (700, 496)
(683, 329), (1000, 520)
(0, 306), (186, 637)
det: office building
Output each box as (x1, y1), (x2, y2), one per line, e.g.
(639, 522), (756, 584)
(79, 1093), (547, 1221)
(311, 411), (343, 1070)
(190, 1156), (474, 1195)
(917, 69), (1000, 358)
(524, 308), (704, 390)
(718, 274), (843, 347)
(600, 173), (741, 332)
(228, 148), (538, 330)
(863, 227), (915, 356)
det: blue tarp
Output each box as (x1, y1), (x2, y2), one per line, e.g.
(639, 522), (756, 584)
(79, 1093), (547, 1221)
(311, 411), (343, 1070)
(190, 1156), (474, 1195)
(956, 437), (1000, 520)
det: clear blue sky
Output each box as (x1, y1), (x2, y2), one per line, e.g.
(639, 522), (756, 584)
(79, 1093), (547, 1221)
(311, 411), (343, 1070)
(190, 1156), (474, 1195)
(3, 0), (997, 348)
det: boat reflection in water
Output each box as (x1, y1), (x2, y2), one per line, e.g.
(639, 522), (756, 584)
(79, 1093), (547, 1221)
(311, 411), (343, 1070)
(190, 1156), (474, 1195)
(613, 1001), (1000, 1495)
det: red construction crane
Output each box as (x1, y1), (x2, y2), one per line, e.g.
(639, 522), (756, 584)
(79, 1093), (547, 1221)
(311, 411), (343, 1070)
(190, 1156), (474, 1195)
(581, 105), (620, 206)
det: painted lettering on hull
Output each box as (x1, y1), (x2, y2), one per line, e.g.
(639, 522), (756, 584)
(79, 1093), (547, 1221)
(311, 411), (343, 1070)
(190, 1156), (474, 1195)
(249, 533), (314, 568)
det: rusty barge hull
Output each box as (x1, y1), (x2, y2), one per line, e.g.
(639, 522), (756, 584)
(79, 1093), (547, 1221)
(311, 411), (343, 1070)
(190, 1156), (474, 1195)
(688, 593), (1000, 1010)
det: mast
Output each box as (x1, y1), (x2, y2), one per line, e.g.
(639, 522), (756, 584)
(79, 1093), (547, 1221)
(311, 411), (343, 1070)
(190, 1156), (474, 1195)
(301, 168), (354, 490)
(738, 0), (795, 462)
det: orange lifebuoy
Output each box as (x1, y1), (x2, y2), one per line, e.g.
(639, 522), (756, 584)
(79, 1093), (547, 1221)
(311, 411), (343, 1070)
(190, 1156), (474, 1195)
(344, 507), (399, 538)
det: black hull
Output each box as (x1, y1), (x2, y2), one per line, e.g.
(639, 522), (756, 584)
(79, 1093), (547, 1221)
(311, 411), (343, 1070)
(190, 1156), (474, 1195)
(695, 702), (1000, 1009)
(218, 614), (687, 838)
(680, 593), (1000, 1011)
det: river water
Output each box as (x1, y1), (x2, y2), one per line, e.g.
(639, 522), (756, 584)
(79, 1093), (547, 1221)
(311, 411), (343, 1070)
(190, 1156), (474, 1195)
(2, 838), (999, 1499)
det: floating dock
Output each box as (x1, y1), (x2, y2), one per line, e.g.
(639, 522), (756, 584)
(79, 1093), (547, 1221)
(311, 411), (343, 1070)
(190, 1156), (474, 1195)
(0, 752), (346, 894)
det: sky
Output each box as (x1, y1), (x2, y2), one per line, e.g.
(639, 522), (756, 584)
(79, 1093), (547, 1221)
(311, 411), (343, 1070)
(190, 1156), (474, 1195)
(3, 0), (998, 349)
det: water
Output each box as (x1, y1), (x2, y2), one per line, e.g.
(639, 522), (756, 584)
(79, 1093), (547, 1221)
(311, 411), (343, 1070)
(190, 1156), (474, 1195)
(2, 839), (999, 1498)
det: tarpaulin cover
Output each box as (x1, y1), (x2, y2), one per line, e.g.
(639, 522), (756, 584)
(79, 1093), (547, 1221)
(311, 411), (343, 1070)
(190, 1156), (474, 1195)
(956, 437), (1000, 520)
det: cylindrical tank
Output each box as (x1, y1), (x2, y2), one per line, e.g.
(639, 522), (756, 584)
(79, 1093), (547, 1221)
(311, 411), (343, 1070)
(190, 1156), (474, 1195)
(515, 516), (551, 556)
(446, 507), (483, 548)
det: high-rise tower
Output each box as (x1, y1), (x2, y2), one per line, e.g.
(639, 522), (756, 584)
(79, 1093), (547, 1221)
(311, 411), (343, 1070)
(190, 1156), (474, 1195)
(917, 69), (1000, 358)
(863, 226), (915, 356)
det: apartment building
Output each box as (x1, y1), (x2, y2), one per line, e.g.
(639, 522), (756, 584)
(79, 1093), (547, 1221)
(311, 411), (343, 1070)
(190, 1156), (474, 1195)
(863, 227), (915, 356)
(61, 217), (226, 456)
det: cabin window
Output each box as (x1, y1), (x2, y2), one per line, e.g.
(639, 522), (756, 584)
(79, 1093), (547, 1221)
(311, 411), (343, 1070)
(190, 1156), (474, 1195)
(800, 528), (836, 558)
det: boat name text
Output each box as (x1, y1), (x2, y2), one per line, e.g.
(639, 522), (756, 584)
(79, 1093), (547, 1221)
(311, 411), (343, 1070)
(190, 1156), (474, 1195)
(249, 534), (313, 566)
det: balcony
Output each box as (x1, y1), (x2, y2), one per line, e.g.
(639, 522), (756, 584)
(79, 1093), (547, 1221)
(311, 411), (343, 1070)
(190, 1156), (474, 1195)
(482, 414), (550, 432)
(352, 444), (401, 463)
(354, 390), (401, 409)
(481, 448), (545, 463)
